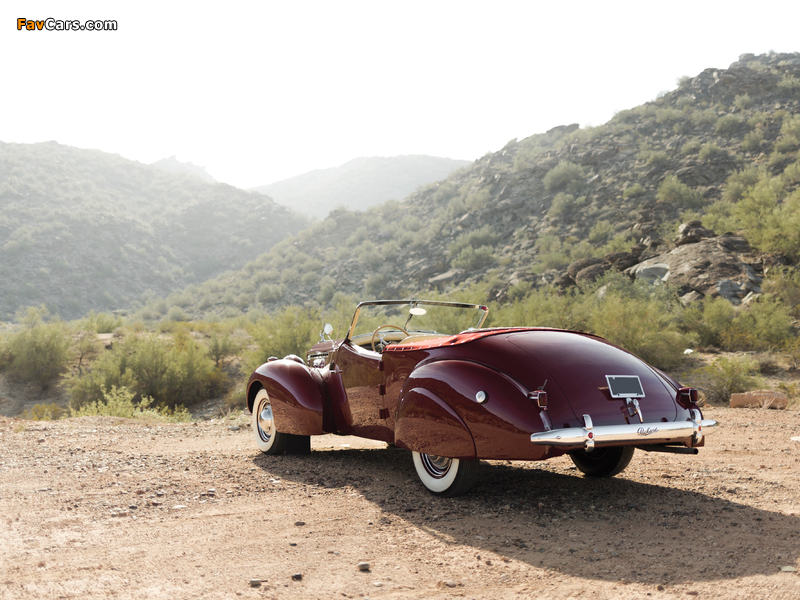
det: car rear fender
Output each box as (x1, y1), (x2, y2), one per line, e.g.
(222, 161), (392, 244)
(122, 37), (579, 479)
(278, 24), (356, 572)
(394, 387), (476, 459)
(394, 359), (557, 461)
(246, 359), (330, 436)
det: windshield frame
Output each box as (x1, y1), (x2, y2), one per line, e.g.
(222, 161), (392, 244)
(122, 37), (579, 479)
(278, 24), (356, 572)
(344, 298), (489, 342)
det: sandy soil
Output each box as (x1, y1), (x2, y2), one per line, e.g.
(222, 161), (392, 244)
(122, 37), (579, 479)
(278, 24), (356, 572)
(1, 406), (799, 600)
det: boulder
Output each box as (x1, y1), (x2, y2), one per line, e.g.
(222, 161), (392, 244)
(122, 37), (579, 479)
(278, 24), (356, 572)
(567, 257), (607, 279)
(730, 390), (788, 410)
(625, 235), (762, 304)
(674, 221), (715, 246)
(574, 262), (612, 284)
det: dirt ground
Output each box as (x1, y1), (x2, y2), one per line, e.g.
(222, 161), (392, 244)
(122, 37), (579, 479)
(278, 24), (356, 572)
(1, 406), (799, 600)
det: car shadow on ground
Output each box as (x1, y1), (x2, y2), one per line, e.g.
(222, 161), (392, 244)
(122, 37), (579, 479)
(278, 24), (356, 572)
(252, 446), (799, 586)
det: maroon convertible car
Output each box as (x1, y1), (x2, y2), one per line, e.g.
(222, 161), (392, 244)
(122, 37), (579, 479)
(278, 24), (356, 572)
(246, 299), (716, 496)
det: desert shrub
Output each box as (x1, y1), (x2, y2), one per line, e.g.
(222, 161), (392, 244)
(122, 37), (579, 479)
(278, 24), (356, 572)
(690, 356), (763, 404)
(316, 276), (336, 305)
(363, 273), (389, 297)
(715, 114), (747, 137)
(26, 403), (65, 421)
(71, 385), (191, 422)
(657, 175), (703, 208)
(785, 335), (800, 370)
(68, 331), (225, 410)
(775, 135), (799, 154)
(506, 281), (532, 303)
(723, 165), (765, 203)
(82, 311), (124, 333)
(691, 109), (718, 126)
(639, 149), (670, 168)
(532, 234), (571, 272)
(588, 220), (614, 244)
(166, 306), (189, 322)
(781, 114), (800, 138)
(777, 74), (800, 93)
(681, 297), (735, 348)
(741, 130), (764, 152)
(452, 245), (496, 271)
(207, 331), (241, 366)
(547, 193), (577, 218)
(720, 298), (793, 351)
(784, 160), (800, 184)
(656, 107), (683, 124)
(622, 183), (646, 199)
(280, 267), (299, 285)
(734, 94), (752, 110)
(257, 283), (284, 303)
(0, 307), (71, 389)
(698, 143), (728, 161)
(763, 267), (800, 318)
(583, 275), (689, 370)
(681, 139), (702, 155)
(543, 161), (585, 193)
(245, 305), (321, 371)
(448, 226), (499, 258)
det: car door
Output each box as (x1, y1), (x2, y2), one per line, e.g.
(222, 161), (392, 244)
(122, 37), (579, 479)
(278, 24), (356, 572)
(331, 340), (393, 443)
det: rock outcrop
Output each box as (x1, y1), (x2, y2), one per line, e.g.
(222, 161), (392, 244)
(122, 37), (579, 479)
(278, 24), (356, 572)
(626, 233), (763, 305)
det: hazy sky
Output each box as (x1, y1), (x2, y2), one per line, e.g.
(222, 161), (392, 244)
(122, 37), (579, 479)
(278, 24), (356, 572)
(3, 1), (799, 189)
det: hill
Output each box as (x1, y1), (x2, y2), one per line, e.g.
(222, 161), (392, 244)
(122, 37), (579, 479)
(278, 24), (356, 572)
(156, 52), (800, 321)
(252, 155), (470, 218)
(152, 155), (216, 183)
(0, 142), (308, 321)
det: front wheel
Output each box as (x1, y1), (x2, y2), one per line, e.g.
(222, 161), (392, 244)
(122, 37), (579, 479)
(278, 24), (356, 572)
(252, 389), (287, 455)
(569, 446), (635, 477)
(412, 451), (479, 497)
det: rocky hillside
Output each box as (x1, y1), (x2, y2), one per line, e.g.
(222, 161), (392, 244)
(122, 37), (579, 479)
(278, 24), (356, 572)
(0, 142), (308, 321)
(158, 52), (799, 321)
(252, 155), (469, 219)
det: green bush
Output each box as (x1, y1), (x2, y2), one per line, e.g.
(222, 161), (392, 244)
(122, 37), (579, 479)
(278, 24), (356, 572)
(681, 139), (702, 155)
(715, 114), (747, 137)
(698, 143), (728, 161)
(690, 356), (763, 404)
(657, 175), (703, 208)
(71, 385), (191, 422)
(588, 220), (614, 244)
(622, 183), (646, 199)
(25, 403), (65, 421)
(452, 245), (496, 271)
(720, 298), (793, 351)
(257, 283), (284, 303)
(245, 305), (321, 371)
(733, 94), (752, 110)
(0, 307), (71, 389)
(68, 330), (225, 410)
(543, 161), (585, 193)
(448, 226), (499, 258)
(781, 114), (800, 138)
(207, 331), (241, 366)
(741, 130), (764, 152)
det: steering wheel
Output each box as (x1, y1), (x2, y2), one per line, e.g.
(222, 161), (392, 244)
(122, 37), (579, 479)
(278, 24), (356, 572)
(371, 324), (409, 353)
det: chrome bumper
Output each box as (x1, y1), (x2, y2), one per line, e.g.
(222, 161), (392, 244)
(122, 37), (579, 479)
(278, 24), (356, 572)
(530, 413), (717, 450)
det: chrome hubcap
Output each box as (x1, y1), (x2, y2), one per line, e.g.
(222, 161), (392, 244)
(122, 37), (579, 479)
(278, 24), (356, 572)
(257, 400), (274, 443)
(421, 454), (452, 478)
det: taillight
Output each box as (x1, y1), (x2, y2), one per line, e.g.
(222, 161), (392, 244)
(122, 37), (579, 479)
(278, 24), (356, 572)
(678, 386), (698, 408)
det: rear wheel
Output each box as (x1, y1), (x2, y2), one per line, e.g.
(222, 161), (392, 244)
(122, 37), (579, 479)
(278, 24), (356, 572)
(252, 389), (287, 455)
(569, 446), (635, 477)
(412, 452), (479, 497)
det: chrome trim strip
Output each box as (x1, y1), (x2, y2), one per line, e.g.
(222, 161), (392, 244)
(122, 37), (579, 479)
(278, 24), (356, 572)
(530, 418), (717, 449)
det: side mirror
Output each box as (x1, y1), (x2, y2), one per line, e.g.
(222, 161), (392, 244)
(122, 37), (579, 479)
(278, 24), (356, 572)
(323, 323), (333, 336)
